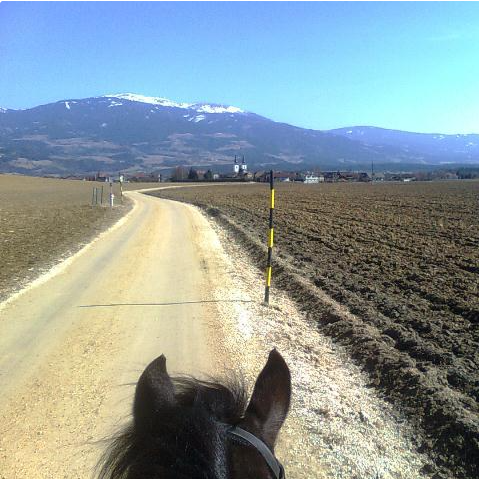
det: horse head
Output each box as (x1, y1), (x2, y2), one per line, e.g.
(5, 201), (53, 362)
(98, 349), (291, 479)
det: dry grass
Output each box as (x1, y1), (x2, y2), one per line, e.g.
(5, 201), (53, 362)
(0, 175), (158, 302)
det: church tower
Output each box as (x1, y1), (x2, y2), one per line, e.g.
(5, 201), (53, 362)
(233, 155), (240, 174)
(240, 156), (247, 173)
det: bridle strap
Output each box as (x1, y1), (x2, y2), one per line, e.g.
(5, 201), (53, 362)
(227, 426), (284, 479)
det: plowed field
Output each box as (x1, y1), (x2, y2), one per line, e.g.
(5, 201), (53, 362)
(150, 180), (479, 479)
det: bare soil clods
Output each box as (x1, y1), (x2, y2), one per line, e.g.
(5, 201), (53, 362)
(150, 181), (479, 478)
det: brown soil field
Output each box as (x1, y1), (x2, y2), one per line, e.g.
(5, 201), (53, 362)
(150, 180), (479, 479)
(0, 175), (159, 302)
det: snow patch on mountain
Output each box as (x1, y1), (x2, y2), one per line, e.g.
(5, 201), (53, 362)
(194, 104), (243, 114)
(104, 93), (192, 109)
(0, 107), (6, 113)
(102, 93), (244, 114)
(64, 102), (71, 110)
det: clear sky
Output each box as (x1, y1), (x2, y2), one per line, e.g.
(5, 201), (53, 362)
(1, 2), (478, 134)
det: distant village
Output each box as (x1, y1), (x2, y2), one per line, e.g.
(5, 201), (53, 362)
(66, 155), (478, 184)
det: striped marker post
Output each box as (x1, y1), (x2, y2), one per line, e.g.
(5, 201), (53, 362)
(119, 179), (124, 204)
(264, 170), (275, 304)
(119, 173), (124, 204)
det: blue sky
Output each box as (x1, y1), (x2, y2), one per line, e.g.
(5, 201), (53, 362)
(1, 2), (478, 134)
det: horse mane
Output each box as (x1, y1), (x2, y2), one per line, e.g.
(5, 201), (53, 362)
(97, 375), (248, 479)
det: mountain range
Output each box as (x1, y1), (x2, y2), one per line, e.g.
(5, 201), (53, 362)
(0, 93), (477, 176)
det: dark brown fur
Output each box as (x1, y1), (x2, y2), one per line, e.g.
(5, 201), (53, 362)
(98, 350), (291, 479)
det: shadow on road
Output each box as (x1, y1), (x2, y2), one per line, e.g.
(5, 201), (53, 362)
(78, 299), (254, 308)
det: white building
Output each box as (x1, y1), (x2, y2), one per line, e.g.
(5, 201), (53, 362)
(304, 174), (320, 184)
(233, 156), (247, 176)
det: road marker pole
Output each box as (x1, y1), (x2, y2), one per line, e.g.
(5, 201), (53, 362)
(109, 182), (113, 208)
(264, 170), (275, 305)
(119, 173), (124, 204)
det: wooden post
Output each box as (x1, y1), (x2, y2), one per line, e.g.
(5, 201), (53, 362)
(100, 185), (104, 205)
(264, 170), (275, 304)
(91, 187), (96, 206)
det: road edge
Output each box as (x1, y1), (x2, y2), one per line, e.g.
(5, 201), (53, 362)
(0, 194), (140, 313)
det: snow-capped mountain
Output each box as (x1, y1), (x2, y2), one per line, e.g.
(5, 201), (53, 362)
(103, 93), (245, 114)
(0, 94), (477, 176)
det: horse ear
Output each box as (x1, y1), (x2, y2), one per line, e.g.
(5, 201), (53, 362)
(242, 349), (291, 449)
(133, 354), (176, 430)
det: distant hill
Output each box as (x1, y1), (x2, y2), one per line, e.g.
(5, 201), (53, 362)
(0, 93), (477, 176)
(329, 126), (479, 163)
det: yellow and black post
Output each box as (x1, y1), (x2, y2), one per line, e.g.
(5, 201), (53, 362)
(264, 170), (275, 304)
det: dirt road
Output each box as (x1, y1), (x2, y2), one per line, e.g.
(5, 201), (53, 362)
(0, 190), (234, 476)
(0, 191), (431, 478)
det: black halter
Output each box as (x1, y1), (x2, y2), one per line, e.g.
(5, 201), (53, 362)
(226, 426), (285, 479)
